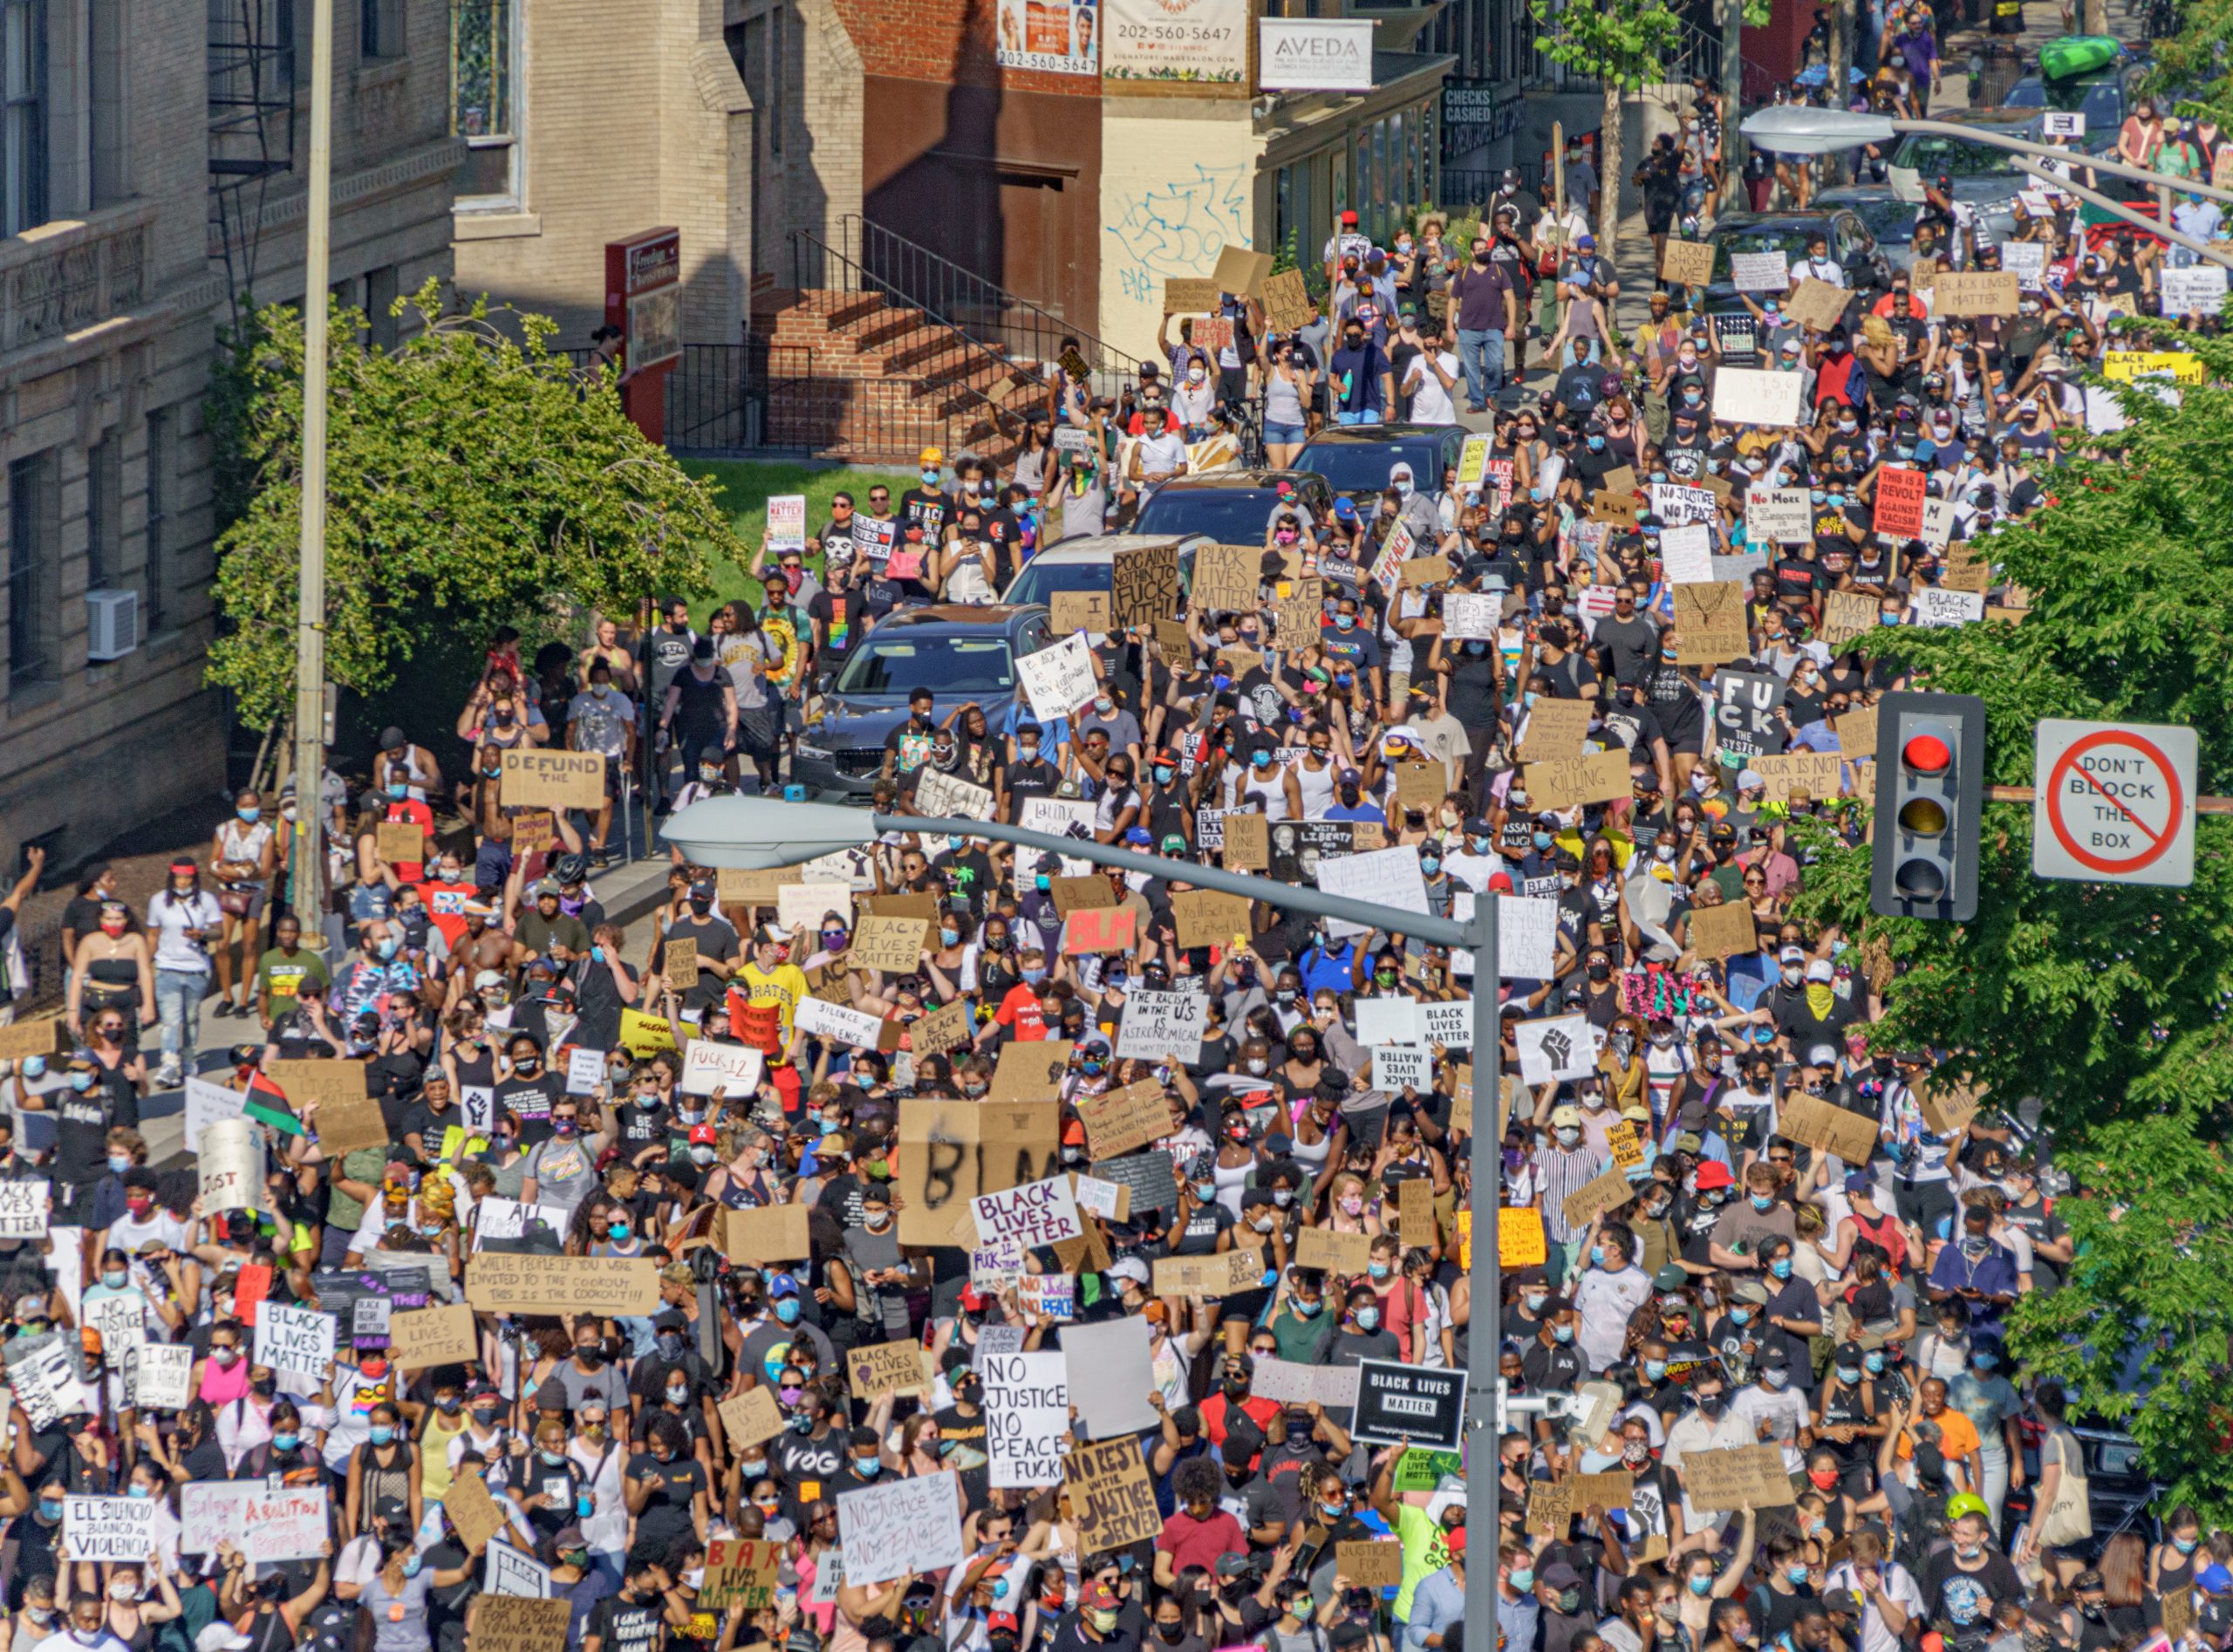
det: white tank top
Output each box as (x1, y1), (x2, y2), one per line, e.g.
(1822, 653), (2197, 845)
(1294, 756), (1337, 820)
(1243, 768), (1291, 823)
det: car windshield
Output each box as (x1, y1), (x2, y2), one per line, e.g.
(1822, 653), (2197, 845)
(1003, 559), (1110, 607)
(2002, 79), (2124, 126)
(1709, 225), (1820, 279)
(1843, 200), (1915, 244)
(833, 638), (1014, 695)
(1133, 488), (1289, 541)
(1889, 133), (2018, 176)
(1294, 440), (1443, 492)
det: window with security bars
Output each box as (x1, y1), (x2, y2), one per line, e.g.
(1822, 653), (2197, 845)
(450, 0), (516, 203)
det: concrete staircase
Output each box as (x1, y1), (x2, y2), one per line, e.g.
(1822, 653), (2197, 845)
(748, 287), (1043, 465)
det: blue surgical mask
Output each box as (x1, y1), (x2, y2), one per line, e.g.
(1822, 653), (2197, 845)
(273, 1433), (301, 1453)
(377, 935), (401, 960)
(1769, 1259), (1793, 1280)
(126, 1484), (153, 1500)
(1864, 1352), (1886, 1374)
(939, 927), (959, 946)
(1643, 1359), (1668, 1381)
(1510, 1568), (1536, 1592)
(1786, 1565), (1810, 1585)
(237, 807), (260, 823)
(38, 1500), (60, 1521)
(1368, 1262), (1390, 1280)
(386, 782), (407, 800)
(854, 1456), (882, 1478)
(1589, 1246), (1606, 1267)
(922, 468), (941, 486)
(775, 1298), (802, 1324)
(370, 1425), (395, 1446)
(1552, 1323), (1574, 1344)
(102, 1270), (126, 1289)
(107, 1155), (130, 1174)
(1751, 1193), (1775, 1212)
(71, 1073), (93, 1093)
(591, 945), (605, 964)
(1730, 1307), (1752, 1326)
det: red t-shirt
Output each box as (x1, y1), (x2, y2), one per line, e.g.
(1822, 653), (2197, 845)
(420, 878), (479, 948)
(994, 984), (1049, 1040)
(381, 800), (434, 884)
(1199, 1390), (1281, 1450)
(1154, 1507), (1246, 1577)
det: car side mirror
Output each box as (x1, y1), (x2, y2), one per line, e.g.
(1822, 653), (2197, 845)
(812, 671), (833, 695)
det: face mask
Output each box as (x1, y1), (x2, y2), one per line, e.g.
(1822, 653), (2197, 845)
(1510, 1568), (1536, 1593)
(369, 1425), (395, 1446)
(1690, 1577), (1714, 1598)
(272, 1433), (300, 1452)
(1552, 1323), (1574, 1344)
(1769, 1259), (1793, 1280)
(1751, 1193), (1775, 1212)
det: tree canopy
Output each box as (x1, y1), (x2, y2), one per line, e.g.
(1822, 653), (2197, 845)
(1787, 328), (2233, 1514)
(207, 283), (735, 730)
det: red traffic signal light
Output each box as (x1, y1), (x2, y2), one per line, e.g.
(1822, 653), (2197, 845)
(1902, 733), (1952, 774)
(1873, 693), (1985, 922)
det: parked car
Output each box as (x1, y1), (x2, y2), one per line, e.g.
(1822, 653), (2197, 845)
(1123, 468), (1338, 541)
(793, 604), (1052, 797)
(1996, 51), (2151, 134)
(1813, 185), (1923, 275)
(1887, 108), (2111, 243)
(1293, 423), (1471, 504)
(1693, 210), (1892, 316)
(1000, 533), (1201, 611)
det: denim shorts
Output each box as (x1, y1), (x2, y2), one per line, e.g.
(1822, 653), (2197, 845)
(1262, 420), (1308, 445)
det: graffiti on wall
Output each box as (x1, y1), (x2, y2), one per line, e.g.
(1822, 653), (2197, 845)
(1103, 161), (1252, 305)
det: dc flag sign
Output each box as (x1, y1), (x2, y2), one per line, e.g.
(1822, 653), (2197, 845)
(2032, 720), (2196, 888)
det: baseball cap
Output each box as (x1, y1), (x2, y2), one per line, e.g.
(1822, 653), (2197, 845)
(1778, 945), (1806, 964)
(1732, 1280), (1771, 1306)
(198, 1629), (253, 1652)
(1107, 1257), (1150, 1287)
(1807, 1043), (1840, 1066)
(1549, 1104), (1583, 1128)
(688, 1123), (717, 1145)
(1806, 959), (1834, 984)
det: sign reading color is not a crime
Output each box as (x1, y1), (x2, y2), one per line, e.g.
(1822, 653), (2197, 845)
(2032, 719), (2196, 887)
(1351, 1360), (1467, 1450)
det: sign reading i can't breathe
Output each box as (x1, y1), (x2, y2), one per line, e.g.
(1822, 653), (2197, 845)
(1351, 1360), (1468, 1449)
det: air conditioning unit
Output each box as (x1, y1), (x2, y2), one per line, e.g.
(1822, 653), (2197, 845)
(86, 589), (140, 662)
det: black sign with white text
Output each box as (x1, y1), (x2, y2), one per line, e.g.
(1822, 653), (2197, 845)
(1353, 1360), (1468, 1451)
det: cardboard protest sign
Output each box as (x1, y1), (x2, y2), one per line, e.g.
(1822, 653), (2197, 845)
(1152, 1247), (1262, 1298)
(718, 1387), (786, 1453)
(0, 1018), (65, 1062)
(1730, 249), (1790, 292)
(990, 1040), (1073, 1102)
(1163, 278), (1218, 315)
(254, 1302), (335, 1382)
(1049, 590), (1113, 636)
(1296, 1226), (1370, 1273)
(1517, 698), (1591, 761)
(982, 1350), (1069, 1487)
(1839, 701), (1878, 760)
(1338, 1540), (1405, 1587)
(1685, 1444), (1797, 1509)
(896, 1099), (1060, 1246)
(701, 1537), (783, 1611)
(1784, 279), (1848, 332)
(500, 750), (604, 809)
(850, 915), (929, 975)
(1662, 240), (1716, 286)
(1261, 269), (1315, 332)
(1674, 581), (1752, 665)
(679, 1040), (764, 1098)
(1820, 590), (1879, 648)
(1688, 899), (1758, 961)
(1917, 1072), (1985, 1137)
(1079, 1078), (1173, 1161)
(374, 821), (425, 865)
(1051, 876), (1117, 916)
(1172, 889), (1251, 948)
(475, 1598), (574, 1652)
(1932, 271), (2019, 317)
(1066, 1437), (1164, 1549)
(1111, 542), (1181, 629)
(1523, 753), (1631, 810)
(847, 1340), (936, 1400)
(465, 1254), (659, 1316)
(1400, 1176), (1437, 1244)
(1563, 1164), (1639, 1229)
(1192, 543), (1261, 613)
(389, 1304), (477, 1369)
(727, 1203), (810, 1260)
(1778, 1094), (1881, 1164)
(1212, 244), (1274, 297)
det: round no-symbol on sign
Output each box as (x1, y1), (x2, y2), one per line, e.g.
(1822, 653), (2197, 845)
(2032, 720), (2196, 887)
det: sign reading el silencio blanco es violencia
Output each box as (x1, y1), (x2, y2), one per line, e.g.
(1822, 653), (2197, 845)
(2032, 720), (2196, 887)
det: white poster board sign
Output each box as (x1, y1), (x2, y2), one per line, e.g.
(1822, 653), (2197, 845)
(981, 1351), (1069, 1488)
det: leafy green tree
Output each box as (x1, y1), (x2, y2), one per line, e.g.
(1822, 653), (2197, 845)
(208, 282), (734, 739)
(1529, 0), (1685, 250)
(1786, 331), (2233, 1516)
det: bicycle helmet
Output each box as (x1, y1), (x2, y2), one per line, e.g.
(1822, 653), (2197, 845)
(553, 852), (589, 885)
(1945, 1492), (1991, 1524)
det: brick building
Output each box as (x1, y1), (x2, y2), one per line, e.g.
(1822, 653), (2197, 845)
(0, 0), (455, 868)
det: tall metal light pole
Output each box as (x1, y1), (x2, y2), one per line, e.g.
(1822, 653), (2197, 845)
(289, 0), (337, 934)
(659, 795), (1509, 1652)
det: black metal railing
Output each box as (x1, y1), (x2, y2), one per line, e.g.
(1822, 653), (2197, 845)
(828, 213), (1144, 382)
(1669, 17), (1781, 104)
(666, 344), (759, 453)
(788, 228), (1042, 458)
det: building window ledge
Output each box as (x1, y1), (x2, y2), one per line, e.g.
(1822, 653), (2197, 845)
(0, 680), (63, 721)
(454, 209), (541, 241)
(352, 58), (411, 92)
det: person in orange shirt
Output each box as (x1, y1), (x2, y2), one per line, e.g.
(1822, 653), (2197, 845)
(1891, 1376), (1984, 1495)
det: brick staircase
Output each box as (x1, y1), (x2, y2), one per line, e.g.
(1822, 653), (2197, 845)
(748, 287), (1043, 465)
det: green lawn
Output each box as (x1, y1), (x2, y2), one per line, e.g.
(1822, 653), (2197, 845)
(680, 459), (917, 617)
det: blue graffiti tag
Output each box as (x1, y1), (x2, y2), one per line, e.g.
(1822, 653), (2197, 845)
(1106, 162), (1253, 303)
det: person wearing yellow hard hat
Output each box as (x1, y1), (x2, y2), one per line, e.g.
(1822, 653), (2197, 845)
(900, 445), (955, 555)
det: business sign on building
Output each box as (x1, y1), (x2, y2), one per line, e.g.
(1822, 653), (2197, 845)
(1103, 0), (1246, 84)
(997, 0), (1099, 75)
(1258, 17), (1374, 92)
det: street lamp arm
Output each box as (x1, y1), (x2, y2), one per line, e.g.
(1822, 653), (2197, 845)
(2008, 157), (2233, 274)
(867, 811), (1475, 949)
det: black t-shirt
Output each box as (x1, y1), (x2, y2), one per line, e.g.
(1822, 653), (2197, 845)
(588, 1589), (667, 1652)
(495, 1074), (559, 1148)
(658, 916), (741, 1011)
(900, 486), (956, 543)
(1918, 1550), (2024, 1634)
(1594, 616), (1660, 686)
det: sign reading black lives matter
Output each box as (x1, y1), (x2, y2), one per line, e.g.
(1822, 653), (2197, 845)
(1352, 1360), (1468, 1450)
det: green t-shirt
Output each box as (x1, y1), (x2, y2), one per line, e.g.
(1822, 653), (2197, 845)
(1394, 1500), (1456, 1620)
(256, 945), (331, 1012)
(325, 1146), (393, 1232)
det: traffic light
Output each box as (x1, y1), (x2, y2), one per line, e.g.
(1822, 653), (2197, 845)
(1871, 691), (1986, 922)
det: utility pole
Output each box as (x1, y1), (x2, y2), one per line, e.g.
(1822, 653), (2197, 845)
(290, 0), (336, 939)
(1721, 0), (1746, 211)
